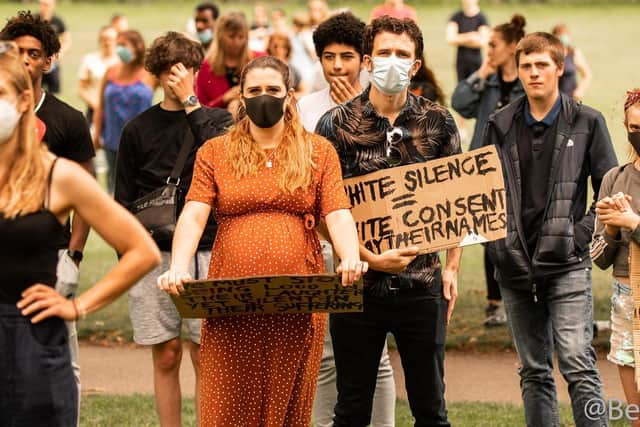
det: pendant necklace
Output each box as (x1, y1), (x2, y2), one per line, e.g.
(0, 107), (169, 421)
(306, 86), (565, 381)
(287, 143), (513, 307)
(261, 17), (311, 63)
(265, 147), (277, 168)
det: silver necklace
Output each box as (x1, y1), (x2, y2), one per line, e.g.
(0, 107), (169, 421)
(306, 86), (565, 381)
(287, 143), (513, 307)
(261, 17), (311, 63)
(265, 147), (278, 168)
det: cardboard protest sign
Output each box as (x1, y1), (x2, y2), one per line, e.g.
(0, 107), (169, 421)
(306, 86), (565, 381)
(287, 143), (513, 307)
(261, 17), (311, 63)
(170, 274), (363, 318)
(342, 145), (506, 254)
(630, 242), (640, 390)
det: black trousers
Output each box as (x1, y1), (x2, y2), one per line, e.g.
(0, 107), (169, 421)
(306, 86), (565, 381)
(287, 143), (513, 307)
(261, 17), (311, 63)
(484, 246), (501, 301)
(330, 287), (450, 427)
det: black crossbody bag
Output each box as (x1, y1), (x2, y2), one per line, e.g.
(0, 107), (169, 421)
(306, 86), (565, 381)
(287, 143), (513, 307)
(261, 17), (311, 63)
(130, 127), (194, 242)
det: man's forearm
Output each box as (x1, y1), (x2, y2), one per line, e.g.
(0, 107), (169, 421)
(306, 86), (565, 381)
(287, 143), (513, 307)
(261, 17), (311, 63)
(445, 247), (463, 272)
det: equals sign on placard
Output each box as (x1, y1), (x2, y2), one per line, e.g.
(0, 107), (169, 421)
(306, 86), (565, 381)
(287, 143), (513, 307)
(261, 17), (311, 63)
(391, 193), (417, 209)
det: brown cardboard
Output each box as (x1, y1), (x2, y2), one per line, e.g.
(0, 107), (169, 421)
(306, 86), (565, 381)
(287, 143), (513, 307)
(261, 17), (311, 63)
(342, 145), (507, 254)
(170, 274), (363, 318)
(630, 242), (640, 390)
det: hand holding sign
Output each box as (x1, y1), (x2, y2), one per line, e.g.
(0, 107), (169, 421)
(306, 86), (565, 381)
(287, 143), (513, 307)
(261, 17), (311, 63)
(336, 259), (369, 286)
(157, 269), (193, 296)
(369, 246), (420, 274)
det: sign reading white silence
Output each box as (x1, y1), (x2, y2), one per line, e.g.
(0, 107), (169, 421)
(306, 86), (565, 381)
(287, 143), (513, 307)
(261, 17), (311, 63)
(342, 145), (507, 254)
(170, 274), (363, 318)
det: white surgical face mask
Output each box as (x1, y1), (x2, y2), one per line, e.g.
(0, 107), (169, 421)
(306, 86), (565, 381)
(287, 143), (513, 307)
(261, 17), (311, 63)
(0, 99), (20, 144)
(370, 55), (415, 95)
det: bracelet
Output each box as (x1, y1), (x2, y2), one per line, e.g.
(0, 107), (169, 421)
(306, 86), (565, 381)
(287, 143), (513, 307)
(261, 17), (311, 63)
(72, 298), (87, 321)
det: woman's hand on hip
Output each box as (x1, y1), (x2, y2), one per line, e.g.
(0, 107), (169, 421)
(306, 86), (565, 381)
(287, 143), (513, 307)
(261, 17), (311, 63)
(17, 284), (75, 323)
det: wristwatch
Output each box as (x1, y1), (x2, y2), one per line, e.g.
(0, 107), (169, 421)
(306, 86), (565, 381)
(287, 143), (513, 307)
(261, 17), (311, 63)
(68, 249), (83, 264)
(182, 94), (199, 108)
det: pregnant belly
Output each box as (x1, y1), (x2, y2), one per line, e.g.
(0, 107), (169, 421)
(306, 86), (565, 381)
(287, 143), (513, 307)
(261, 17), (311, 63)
(210, 212), (319, 278)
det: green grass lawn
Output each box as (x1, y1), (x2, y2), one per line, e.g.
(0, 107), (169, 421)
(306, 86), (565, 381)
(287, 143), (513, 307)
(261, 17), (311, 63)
(81, 395), (630, 426)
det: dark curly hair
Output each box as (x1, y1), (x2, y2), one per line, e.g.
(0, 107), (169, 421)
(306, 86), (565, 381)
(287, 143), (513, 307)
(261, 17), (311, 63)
(0, 11), (60, 57)
(363, 16), (423, 60)
(312, 12), (366, 59)
(145, 31), (203, 77)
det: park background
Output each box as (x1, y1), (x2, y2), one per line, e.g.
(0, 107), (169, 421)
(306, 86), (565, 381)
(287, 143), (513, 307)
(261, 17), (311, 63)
(2, 0), (639, 425)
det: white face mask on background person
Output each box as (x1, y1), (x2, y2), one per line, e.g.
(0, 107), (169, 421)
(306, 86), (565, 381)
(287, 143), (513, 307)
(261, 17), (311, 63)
(370, 55), (415, 95)
(0, 99), (21, 144)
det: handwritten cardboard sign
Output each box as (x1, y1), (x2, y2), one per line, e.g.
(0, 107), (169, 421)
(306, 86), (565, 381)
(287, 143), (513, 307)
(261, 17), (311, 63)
(343, 145), (507, 254)
(170, 274), (363, 318)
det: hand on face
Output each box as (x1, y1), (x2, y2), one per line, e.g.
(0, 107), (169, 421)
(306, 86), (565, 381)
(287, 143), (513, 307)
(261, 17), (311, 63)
(166, 62), (194, 102)
(329, 76), (359, 104)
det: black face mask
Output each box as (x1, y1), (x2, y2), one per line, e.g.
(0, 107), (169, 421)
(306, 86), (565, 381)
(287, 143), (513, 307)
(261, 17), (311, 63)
(629, 131), (640, 156)
(243, 94), (286, 128)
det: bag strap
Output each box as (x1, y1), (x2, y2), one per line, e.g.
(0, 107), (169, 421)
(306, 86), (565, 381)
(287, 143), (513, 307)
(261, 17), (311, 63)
(168, 125), (195, 185)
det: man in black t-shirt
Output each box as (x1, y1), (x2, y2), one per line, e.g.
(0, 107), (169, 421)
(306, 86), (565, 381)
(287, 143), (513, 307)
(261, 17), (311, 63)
(115, 32), (231, 427)
(36, 0), (71, 94)
(446, 0), (489, 82)
(1, 12), (95, 412)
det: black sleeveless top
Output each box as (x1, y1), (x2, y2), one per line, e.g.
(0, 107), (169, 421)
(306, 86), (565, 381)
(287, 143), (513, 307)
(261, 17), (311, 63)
(0, 158), (65, 304)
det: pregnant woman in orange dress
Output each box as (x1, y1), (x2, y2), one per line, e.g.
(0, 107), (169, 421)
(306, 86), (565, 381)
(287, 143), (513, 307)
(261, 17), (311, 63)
(158, 56), (366, 426)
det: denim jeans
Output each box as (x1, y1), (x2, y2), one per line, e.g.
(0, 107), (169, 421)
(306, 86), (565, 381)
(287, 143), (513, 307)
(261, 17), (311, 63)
(500, 268), (607, 427)
(331, 287), (449, 427)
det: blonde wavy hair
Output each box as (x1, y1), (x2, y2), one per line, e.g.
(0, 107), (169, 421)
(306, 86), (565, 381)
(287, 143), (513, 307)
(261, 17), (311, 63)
(205, 11), (252, 76)
(0, 45), (48, 219)
(226, 56), (316, 194)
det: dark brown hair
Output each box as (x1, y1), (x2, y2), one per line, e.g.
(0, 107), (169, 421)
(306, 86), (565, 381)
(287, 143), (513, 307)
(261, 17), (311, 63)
(494, 14), (526, 45)
(515, 32), (565, 68)
(363, 16), (423, 59)
(118, 30), (146, 69)
(145, 31), (203, 77)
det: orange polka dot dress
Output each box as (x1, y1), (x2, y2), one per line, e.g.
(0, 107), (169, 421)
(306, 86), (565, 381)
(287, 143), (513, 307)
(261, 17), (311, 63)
(186, 133), (350, 427)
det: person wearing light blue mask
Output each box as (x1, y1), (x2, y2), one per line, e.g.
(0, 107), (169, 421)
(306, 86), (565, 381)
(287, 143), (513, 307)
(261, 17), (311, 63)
(315, 16), (462, 427)
(93, 30), (155, 193)
(194, 2), (219, 51)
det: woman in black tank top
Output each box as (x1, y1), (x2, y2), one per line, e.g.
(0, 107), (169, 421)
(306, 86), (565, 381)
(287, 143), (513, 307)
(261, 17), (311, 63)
(0, 42), (161, 426)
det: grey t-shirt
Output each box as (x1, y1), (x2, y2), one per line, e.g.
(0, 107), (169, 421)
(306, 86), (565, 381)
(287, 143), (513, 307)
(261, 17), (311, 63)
(592, 163), (640, 277)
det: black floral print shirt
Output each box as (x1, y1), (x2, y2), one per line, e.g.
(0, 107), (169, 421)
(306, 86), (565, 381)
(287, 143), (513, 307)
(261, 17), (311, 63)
(316, 86), (461, 294)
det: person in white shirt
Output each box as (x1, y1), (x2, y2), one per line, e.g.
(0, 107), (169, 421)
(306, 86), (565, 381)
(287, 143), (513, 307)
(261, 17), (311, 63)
(77, 26), (119, 123)
(297, 12), (396, 427)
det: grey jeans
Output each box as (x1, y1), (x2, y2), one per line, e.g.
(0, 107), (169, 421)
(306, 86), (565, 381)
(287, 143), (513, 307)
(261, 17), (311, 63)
(312, 241), (396, 427)
(55, 249), (81, 422)
(500, 268), (606, 427)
